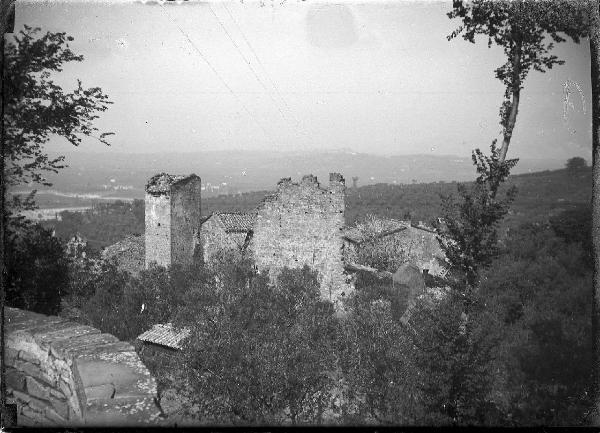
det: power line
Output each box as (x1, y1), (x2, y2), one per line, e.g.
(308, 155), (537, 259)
(222, 3), (297, 120)
(158, 3), (275, 145)
(208, 4), (290, 126)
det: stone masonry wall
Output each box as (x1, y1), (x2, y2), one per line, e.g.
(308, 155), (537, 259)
(145, 192), (171, 268)
(250, 173), (350, 304)
(199, 217), (243, 264)
(393, 226), (446, 276)
(170, 178), (202, 267)
(4, 308), (160, 427)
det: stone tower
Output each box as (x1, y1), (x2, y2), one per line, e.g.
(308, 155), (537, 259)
(145, 173), (201, 268)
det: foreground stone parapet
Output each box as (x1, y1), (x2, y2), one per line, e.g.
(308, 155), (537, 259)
(4, 307), (161, 426)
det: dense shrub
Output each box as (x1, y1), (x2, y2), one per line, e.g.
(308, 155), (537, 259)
(6, 219), (69, 315)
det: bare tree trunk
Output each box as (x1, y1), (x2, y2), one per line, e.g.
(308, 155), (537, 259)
(591, 0), (600, 425)
(498, 42), (522, 163)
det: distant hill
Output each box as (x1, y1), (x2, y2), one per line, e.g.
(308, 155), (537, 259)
(23, 150), (571, 208)
(204, 166), (592, 230)
(43, 166), (591, 252)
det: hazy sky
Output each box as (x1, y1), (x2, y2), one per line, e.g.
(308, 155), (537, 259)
(15, 0), (592, 160)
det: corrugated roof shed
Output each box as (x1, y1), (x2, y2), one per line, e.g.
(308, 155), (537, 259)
(137, 323), (191, 350)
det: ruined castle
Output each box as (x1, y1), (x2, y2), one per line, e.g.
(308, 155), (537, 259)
(103, 171), (444, 306)
(143, 172), (351, 303)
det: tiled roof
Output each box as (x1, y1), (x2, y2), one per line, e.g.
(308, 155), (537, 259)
(145, 173), (197, 194)
(342, 219), (409, 244)
(411, 222), (438, 233)
(137, 323), (191, 350)
(102, 234), (144, 257)
(215, 212), (255, 232)
(102, 235), (145, 275)
(341, 227), (363, 244)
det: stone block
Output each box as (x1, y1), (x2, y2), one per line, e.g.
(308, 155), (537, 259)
(14, 360), (54, 385)
(50, 387), (65, 400)
(85, 384), (116, 401)
(35, 324), (100, 345)
(6, 368), (26, 392)
(26, 376), (52, 401)
(74, 341), (133, 359)
(7, 347), (19, 364)
(58, 379), (74, 397)
(49, 396), (70, 420)
(20, 406), (44, 425)
(45, 406), (67, 425)
(12, 389), (31, 403)
(51, 333), (120, 358)
(9, 316), (67, 335)
(26, 394), (52, 413)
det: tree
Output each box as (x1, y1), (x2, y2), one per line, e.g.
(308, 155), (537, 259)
(5, 221), (68, 315)
(438, 141), (518, 293)
(479, 222), (592, 425)
(567, 156), (588, 172)
(4, 25), (113, 212)
(448, 0), (588, 163)
(336, 296), (424, 424)
(173, 262), (338, 425)
(408, 292), (504, 425)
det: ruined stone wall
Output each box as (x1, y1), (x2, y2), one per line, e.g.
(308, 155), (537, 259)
(170, 178), (202, 267)
(393, 227), (446, 276)
(251, 174), (350, 303)
(145, 193), (171, 268)
(4, 308), (160, 427)
(199, 217), (242, 264)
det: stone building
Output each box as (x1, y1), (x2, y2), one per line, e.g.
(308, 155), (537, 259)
(102, 234), (145, 275)
(250, 173), (350, 302)
(198, 212), (255, 264)
(342, 219), (446, 277)
(145, 173), (201, 268)
(105, 171), (445, 308)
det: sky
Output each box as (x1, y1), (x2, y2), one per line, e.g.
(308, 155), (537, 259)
(14, 0), (592, 161)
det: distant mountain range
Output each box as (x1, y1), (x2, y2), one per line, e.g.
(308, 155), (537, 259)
(18, 150), (572, 205)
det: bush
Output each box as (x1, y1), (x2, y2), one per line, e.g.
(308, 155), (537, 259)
(174, 262), (339, 425)
(6, 220), (69, 315)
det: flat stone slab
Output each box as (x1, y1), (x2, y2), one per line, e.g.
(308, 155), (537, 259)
(34, 324), (101, 345)
(51, 333), (121, 357)
(75, 350), (156, 399)
(84, 396), (162, 426)
(5, 307), (159, 427)
(6, 317), (68, 333)
(71, 341), (133, 358)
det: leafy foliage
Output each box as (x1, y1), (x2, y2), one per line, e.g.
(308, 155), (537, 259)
(173, 261), (338, 425)
(438, 141), (518, 289)
(5, 220), (68, 315)
(479, 222), (592, 425)
(336, 297), (423, 424)
(67, 260), (204, 341)
(4, 26), (113, 211)
(49, 200), (145, 253)
(448, 0), (588, 159)
(407, 293), (504, 425)
(566, 156), (588, 172)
